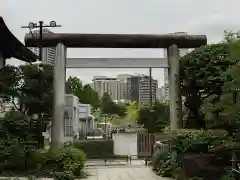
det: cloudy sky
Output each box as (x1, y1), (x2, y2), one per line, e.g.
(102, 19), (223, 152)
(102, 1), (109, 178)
(1, 0), (240, 86)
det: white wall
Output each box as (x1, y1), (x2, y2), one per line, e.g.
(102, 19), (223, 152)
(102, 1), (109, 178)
(112, 133), (138, 156)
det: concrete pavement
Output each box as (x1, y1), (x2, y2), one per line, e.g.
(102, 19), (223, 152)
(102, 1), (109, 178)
(83, 160), (173, 180)
(0, 160), (173, 180)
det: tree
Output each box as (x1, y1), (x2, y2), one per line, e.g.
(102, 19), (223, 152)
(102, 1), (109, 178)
(101, 92), (116, 114)
(0, 64), (54, 148)
(137, 101), (170, 133)
(201, 31), (240, 135)
(0, 65), (22, 104)
(66, 77), (100, 109)
(180, 43), (232, 129)
(66, 76), (83, 93)
(81, 84), (100, 108)
(122, 101), (139, 124)
(20, 64), (53, 117)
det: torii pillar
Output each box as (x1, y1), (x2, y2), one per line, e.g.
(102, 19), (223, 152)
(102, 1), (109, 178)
(168, 44), (182, 129)
(25, 33), (207, 147)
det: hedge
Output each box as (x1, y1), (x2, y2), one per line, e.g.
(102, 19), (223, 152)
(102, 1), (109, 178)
(73, 140), (114, 158)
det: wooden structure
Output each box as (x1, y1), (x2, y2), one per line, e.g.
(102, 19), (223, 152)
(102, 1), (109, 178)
(0, 17), (38, 63)
(137, 131), (155, 157)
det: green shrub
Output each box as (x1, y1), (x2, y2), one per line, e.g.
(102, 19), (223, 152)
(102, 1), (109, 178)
(29, 149), (48, 167)
(46, 147), (85, 176)
(153, 147), (179, 178)
(153, 129), (231, 179)
(0, 138), (37, 171)
(169, 129), (230, 154)
(73, 140), (113, 157)
(53, 171), (74, 180)
(152, 146), (169, 171)
(0, 111), (38, 171)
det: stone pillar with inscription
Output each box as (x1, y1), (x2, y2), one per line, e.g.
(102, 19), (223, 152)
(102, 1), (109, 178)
(51, 43), (66, 148)
(167, 44), (182, 130)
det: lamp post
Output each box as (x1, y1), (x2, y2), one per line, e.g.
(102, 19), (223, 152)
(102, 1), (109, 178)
(100, 114), (109, 139)
(149, 68), (153, 107)
(21, 21), (61, 61)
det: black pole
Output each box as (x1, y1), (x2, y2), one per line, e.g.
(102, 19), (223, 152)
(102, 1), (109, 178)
(149, 68), (152, 107)
(22, 21), (61, 60)
(105, 116), (107, 133)
(233, 91), (237, 104)
(39, 21), (43, 61)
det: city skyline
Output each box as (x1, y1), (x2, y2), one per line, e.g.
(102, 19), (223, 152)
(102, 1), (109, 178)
(2, 0), (240, 86)
(88, 73), (159, 104)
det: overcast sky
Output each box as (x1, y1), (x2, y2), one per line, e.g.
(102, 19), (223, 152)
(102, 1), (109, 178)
(2, 0), (240, 86)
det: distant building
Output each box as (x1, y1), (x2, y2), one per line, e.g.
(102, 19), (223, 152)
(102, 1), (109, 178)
(29, 28), (56, 65)
(127, 75), (158, 105)
(163, 32), (189, 100)
(91, 74), (130, 100)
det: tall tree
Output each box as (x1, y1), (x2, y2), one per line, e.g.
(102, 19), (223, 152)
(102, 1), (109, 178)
(101, 92), (116, 114)
(180, 43), (232, 129)
(66, 76), (83, 94)
(0, 64), (54, 148)
(123, 101), (139, 124)
(202, 31), (240, 135)
(66, 77), (100, 109)
(137, 101), (169, 132)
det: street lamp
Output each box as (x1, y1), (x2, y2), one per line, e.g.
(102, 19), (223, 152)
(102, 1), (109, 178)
(100, 114), (108, 135)
(86, 115), (94, 138)
(149, 68), (153, 107)
(22, 21), (61, 61)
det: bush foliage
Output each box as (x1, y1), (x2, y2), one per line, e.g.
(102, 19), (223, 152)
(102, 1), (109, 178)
(73, 140), (114, 157)
(53, 171), (74, 180)
(0, 110), (85, 177)
(152, 129), (231, 179)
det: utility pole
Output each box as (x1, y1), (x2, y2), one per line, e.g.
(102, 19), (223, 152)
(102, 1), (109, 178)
(22, 21), (61, 61)
(39, 21), (43, 61)
(149, 68), (153, 107)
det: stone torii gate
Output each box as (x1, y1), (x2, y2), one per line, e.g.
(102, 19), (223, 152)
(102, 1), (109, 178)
(25, 33), (207, 147)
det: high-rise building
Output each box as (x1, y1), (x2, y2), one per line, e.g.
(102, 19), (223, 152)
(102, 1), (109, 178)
(91, 74), (130, 100)
(29, 28), (56, 65)
(163, 32), (189, 100)
(127, 75), (158, 105)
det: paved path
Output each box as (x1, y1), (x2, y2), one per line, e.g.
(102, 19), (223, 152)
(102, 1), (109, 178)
(0, 160), (172, 180)
(83, 160), (173, 180)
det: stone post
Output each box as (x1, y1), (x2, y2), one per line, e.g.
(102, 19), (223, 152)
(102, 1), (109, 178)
(51, 43), (66, 148)
(167, 44), (182, 130)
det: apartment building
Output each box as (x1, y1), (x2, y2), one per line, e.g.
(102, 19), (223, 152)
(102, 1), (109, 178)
(91, 74), (130, 101)
(127, 75), (158, 105)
